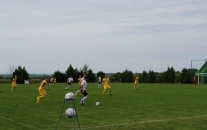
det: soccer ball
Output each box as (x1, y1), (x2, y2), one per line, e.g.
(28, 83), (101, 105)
(65, 108), (76, 118)
(95, 102), (100, 106)
(65, 92), (75, 101)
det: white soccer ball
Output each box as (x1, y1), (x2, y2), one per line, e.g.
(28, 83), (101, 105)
(95, 102), (100, 106)
(65, 108), (76, 118)
(65, 92), (75, 101)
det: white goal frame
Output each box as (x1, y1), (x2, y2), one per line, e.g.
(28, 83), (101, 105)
(195, 73), (207, 84)
(191, 59), (207, 84)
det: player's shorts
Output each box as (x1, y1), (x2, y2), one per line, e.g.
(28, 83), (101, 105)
(81, 90), (88, 96)
(39, 89), (47, 96)
(134, 81), (138, 85)
(104, 85), (111, 90)
(12, 83), (17, 88)
(68, 82), (71, 85)
(98, 82), (101, 84)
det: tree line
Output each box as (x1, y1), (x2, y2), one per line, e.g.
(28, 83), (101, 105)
(3, 64), (196, 84)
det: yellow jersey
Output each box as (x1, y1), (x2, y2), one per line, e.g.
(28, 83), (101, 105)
(78, 78), (82, 85)
(12, 77), (17, 84)
(53, 78), (56, 82)
(134, 76), (139, 84)
(39, 79), (47, 90)
(102, 78), (108, 86)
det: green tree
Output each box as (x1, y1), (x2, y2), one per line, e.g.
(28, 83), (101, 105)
(73, 68), (82, 83)
(13, 66), (29, 84)
(66, 64), (74, 77)
(87, 69), (96, 82)
(164, 67), (175, 83)
(121, 69), (133, 83)
(147, 70), (156, 83)
(140, 71), (147, 83)
(180, 68), (191, 84)
(53, 70), (66, 83)
(97, 71), (105, 82)
(112, 72), (122, 82)
(80, 63), (89, 75)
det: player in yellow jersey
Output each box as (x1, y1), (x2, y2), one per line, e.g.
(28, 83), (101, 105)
(75, 75), (85, 96)
(53, 77), (57, 86)
(36, 76), (50, 104)
(11, 75), (17, 91)
(102, 75), (112, 96)
(78, 75), (82, 86)
(134, 75), (139, 89)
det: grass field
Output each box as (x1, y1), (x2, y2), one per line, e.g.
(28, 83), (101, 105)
(1, 83), (207, 130)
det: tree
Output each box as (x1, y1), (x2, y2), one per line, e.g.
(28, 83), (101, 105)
(121, 69), (133, 83)
(140, 71), (147, 83)
(147, 70), (156, 83)
(80, 63), (89, 75)
(73, 68), (82, 83)
(97, 71), (105, 81)
(164, 67), (175, 83)
(9, 64), (16, 76)
(87, 69), (96, 82)
(112, 72), (122, 82)
(13, 66), (29, 84)
(66, 64), (74, 77)
(53, 70), (67, 83)
(180, 68), (191, 84)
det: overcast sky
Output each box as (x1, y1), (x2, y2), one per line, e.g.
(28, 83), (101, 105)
(0, 0), (207, 74)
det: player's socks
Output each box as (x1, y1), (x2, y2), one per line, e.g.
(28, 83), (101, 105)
(65, 86), (70, 90)
(75, 90), (80, 95)
(36, 96), (40, 103)
(82, 96), (87, 101)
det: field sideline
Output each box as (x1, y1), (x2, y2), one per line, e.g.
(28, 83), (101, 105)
(1, 83), (207, 130)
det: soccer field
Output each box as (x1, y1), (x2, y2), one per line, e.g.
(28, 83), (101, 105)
(1, 83), (207, 130)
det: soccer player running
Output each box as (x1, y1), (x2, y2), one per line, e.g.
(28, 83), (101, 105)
(11, 75), (17, 91)
(102, 75), (112, 96)
(53, 77), (57, 86)
(36, 76), (50, 104)
(65, 76), (73, 90)
(98, 75), (102, 88)
(134, 75), (139, 89)
(75, 75), (85, 96)
(49, 77), (54, 87)
(80, 75), (89, 105)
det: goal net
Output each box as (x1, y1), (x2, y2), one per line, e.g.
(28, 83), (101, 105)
(195, 73), (207, 84)
(191, 59), (207, 84)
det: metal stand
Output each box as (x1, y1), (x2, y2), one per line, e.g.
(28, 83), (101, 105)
(55, 99), (81, 130)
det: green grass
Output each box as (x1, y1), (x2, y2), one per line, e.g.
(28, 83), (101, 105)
(1, 83), (207, 130)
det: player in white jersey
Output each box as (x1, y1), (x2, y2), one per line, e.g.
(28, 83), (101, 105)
(65, 76), (73, 90)
(75, 74), (85, 96)
(98, 76), (102, 88)
(80, 75), (89, 105)
(49, 77), (54, 87)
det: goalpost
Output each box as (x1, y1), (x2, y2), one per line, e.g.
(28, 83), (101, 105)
(191, 59), (207, 85)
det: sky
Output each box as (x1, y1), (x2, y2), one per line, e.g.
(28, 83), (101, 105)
(0, 0), (207, 74)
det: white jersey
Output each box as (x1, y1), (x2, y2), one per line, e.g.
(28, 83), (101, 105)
(67, 77), (73, 83)
(81, 79), (87, 90)
(98, 77), (101, 82)
(50, 78), (53, 82)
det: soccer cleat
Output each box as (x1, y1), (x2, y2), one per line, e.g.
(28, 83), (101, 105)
(109, 94), (112, 96)
(80, 100), (84, 105)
